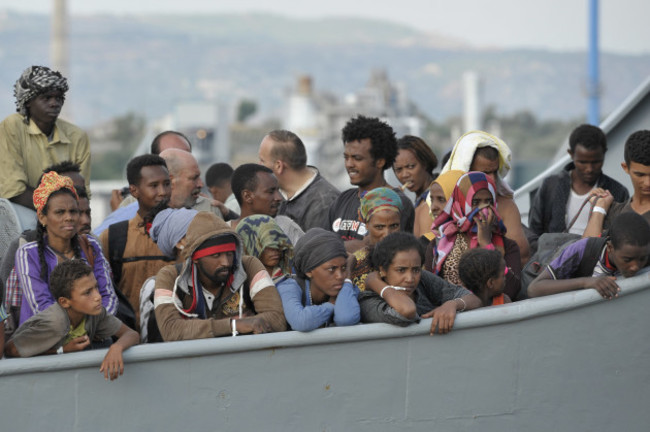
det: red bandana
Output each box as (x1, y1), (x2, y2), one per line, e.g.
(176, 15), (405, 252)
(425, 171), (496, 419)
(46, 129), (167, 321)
(192, 242), (236, 260)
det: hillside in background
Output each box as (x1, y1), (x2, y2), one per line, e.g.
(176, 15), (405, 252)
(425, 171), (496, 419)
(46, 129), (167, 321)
(1, 10), (649, 127)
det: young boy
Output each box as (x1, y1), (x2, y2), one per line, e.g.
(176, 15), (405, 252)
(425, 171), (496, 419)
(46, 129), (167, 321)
(458, 248), (512, 306)
(5, 260), (139, 381)
(583, 129), (650, 237)
(528, 212), (650, 299)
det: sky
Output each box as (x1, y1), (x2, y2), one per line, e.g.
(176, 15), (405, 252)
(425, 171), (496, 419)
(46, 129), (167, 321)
(3, 0), (649, 55)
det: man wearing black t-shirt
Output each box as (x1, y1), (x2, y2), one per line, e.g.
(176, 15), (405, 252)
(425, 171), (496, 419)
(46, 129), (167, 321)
(324, 115), (414, 244)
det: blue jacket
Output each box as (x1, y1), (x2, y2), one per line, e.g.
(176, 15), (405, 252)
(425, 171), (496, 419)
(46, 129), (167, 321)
(276, 277), (360, 332)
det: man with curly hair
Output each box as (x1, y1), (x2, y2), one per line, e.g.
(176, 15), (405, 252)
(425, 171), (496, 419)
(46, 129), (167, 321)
(0, 66), (90, 211)
(583, 130), (650, 236)
(324, 115), (414, 246)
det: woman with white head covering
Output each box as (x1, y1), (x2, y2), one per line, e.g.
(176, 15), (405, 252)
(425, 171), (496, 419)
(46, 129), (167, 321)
(441, 130), (530, 264)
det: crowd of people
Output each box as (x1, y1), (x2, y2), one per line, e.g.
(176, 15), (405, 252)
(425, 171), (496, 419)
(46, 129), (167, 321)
(1, 65), (649, 381)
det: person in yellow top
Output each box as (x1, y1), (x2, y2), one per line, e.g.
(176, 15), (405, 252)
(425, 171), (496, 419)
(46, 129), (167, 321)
(0, 66), (90, 214)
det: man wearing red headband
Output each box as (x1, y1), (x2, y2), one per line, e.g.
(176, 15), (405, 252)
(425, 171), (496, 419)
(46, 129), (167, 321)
(153, 212), (286, 340)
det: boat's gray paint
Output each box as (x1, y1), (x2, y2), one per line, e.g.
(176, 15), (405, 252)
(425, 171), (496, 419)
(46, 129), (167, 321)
(515, 75), (650, 219)
(1, 273), (649, 431)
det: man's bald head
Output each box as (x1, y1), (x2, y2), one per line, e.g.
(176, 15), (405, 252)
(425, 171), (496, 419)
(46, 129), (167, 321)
(151, 131), (192, 155)
(160, 148), (193, 175)
(160, 148), (204, 208)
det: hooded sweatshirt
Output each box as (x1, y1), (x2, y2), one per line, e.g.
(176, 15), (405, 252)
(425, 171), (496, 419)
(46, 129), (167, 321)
(153, 212), (286, 341)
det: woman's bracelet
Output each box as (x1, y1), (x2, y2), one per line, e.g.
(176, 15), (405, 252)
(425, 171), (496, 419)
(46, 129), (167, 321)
(57, 346), (64, 355)
(455, 297), (467, 312)
(380, 285), (407, 298)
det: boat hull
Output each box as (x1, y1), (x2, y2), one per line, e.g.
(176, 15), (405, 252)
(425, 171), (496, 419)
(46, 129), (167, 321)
(1, 274), (649, 431)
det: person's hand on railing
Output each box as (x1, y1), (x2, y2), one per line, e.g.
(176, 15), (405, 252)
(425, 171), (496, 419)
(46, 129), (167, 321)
(585, 275), (620, 299)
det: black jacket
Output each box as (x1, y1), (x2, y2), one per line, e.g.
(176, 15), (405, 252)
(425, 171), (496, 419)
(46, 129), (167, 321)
(528, 163), (629, 237)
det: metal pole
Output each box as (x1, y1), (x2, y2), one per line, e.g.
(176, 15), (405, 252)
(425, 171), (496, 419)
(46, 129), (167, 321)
(51, 0), (68, 77)
(587, 0), (600, 125)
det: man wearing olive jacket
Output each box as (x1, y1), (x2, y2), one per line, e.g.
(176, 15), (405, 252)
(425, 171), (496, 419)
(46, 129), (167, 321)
(153, 211), (286, 340)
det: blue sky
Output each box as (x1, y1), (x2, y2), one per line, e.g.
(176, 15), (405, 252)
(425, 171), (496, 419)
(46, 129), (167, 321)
(3, 0), (649, 54)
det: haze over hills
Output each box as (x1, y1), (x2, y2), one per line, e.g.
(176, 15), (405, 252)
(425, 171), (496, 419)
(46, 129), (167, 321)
(1, 10), (649, 127)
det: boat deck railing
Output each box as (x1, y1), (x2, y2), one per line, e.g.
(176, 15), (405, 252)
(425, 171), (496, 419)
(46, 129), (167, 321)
(1, 271), (648, 377)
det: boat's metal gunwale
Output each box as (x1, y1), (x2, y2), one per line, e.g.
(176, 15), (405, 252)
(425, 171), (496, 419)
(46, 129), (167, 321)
(1, 273), (647, 377)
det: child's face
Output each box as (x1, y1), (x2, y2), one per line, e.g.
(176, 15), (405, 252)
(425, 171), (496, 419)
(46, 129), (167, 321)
(488, 258), (507, 297)
(62, 274), (103, 316)
(608, 242), (650, 278)
(381, 249), (422, 294)
(260, 246), (281, 269)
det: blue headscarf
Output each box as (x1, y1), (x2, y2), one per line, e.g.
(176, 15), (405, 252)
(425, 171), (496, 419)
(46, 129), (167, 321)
(150, 208), (198, 257)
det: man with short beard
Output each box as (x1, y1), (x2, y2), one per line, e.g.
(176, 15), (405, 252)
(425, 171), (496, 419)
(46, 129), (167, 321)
(159, 148), (224, 219)
(153, 212), (286, 340)
(258, 129), (339, 231)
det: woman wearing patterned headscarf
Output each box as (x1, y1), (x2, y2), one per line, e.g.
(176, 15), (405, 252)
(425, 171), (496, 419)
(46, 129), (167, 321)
(415, 170), (465, 247)
(348, 187), (403, 292)
(418, 170), (466, 273)
(431, 171), (521, 300)
(14, 172), (118, 325)
(236, 215), (293, 283)
(441, 130), (529, 264)
(276, 228), (360, 331)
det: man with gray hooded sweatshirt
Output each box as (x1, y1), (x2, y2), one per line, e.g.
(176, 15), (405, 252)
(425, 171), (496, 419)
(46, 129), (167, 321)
(153, 211), (286, 340)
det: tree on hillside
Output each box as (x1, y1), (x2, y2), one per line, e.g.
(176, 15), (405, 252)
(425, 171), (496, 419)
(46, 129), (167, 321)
(91, 112), (146, 180)
(237, 99), (257, 123)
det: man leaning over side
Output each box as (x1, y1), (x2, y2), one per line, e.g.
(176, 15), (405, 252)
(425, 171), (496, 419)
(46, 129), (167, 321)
(153, 211), (286, 340)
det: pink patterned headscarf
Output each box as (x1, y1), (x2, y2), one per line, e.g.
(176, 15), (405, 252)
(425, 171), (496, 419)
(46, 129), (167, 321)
(431, 171), (506, 275)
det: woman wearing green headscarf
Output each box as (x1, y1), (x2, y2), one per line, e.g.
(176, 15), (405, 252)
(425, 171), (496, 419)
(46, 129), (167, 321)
(348, 187), (403, 292)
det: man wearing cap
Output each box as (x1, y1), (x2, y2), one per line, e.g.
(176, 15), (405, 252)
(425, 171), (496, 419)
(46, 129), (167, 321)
(153, 211), (286, 340)
(0, 66), (90, 211)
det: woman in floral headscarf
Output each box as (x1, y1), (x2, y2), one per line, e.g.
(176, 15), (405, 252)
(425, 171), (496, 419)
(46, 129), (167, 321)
(236, 214), (294, 283)
(15, 172), (117, 325)
(431, 171), (521, 300)
(348, 187), (403, 292)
